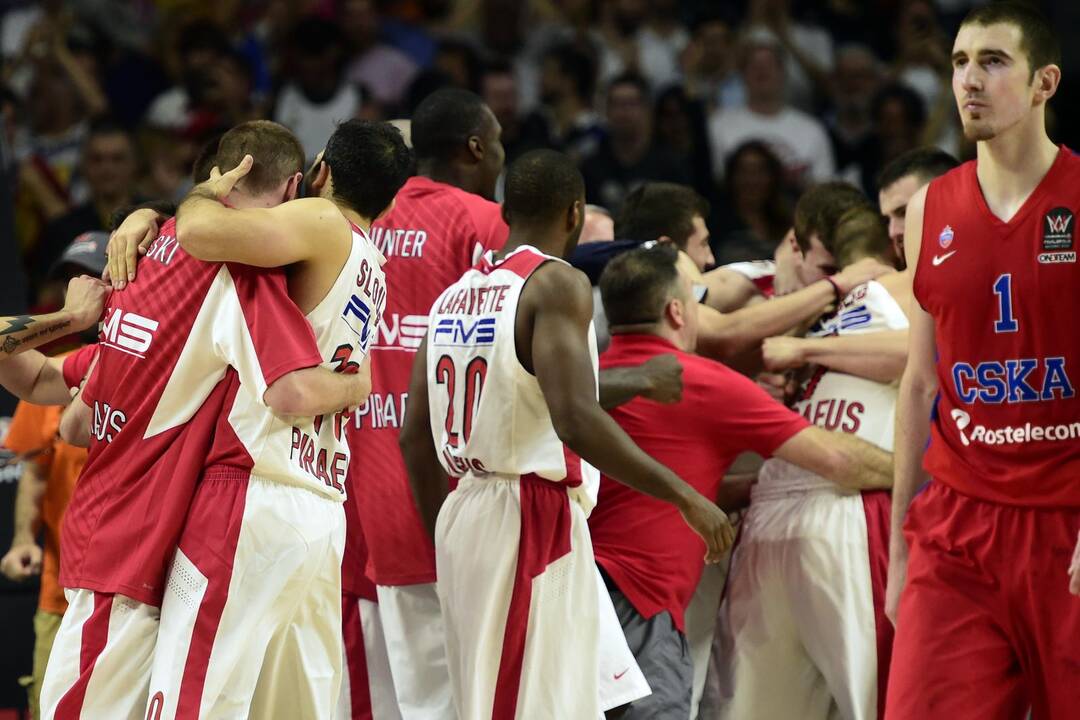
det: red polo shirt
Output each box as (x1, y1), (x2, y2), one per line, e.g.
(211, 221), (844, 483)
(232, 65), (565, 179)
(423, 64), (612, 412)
(590, 333), (809, 631)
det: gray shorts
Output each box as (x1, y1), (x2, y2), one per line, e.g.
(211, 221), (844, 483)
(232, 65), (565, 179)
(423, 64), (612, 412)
(606, 575), (693, 720)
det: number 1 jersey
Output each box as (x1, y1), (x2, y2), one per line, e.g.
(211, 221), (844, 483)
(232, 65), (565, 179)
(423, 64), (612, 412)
(915, 146), (1080, 506)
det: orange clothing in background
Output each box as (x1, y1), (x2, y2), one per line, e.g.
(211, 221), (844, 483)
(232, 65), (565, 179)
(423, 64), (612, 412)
(4, 397), (88, 615)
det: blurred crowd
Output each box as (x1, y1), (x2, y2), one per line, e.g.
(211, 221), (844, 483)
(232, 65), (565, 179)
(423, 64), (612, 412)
(3, 0), (1075, 312)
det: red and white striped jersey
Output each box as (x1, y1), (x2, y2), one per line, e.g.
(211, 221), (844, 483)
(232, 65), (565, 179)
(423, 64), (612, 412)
(65, 217), (323, 605)
(425, 245), (600, 513)
(756, 280), (908, 498)
(203, 221), (387, 501)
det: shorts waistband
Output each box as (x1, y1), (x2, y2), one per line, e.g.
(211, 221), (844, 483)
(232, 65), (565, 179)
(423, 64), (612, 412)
(203, 465), (344, 502)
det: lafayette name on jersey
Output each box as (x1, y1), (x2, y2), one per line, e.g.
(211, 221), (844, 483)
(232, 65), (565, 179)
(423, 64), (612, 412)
(211, 222), (387, 500)
(426, 246), (600, 512)
(915, 149), (1080, 506)
(757, 281), (908, 496)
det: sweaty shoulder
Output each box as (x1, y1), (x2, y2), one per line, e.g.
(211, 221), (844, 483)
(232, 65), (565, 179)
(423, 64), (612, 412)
(523, 260), (592, 308)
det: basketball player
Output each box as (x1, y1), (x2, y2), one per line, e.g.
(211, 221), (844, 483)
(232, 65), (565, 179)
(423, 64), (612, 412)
(0, 276), (106, 359)
(877, 148), (960, 271)
(38, 122), (369, 720)
(760, 148), (959, 381)
(400, 150), (734, 719)
(590, 243), (894, 720)
(135, 119), (409, 720)
(713, 205), (909, 720)
(888, 4), (1080, 718)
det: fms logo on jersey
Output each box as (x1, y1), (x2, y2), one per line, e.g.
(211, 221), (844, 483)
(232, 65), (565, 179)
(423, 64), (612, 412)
(1038, 206), (1075, 264)
(101, 309), (159, 359)
(432, 316), (496, 346)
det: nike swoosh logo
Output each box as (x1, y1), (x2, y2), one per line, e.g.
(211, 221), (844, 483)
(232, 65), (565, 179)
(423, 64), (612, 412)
(932, 251), (957, 266)
(613, 668), (630, 680)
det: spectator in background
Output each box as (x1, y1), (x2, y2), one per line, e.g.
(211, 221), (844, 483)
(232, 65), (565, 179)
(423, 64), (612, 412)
(711, 141), (792, 266)
(747, 0), (835, 112)
(481, 59), (550, 164)
(708, 31), (835, 190)
(849, 83), (928, 198)
(653, 84), (715, 203)
(583, 73), (689, 213)
(341, 0), (419, 109)
(827, 44), (884, 179)
(37, 120), (137, 301)
(433, 37), (482, 92)
(274, 15), (364, 163)
(144, 19), (232, 133)
(635, 0), (690, 91)
(681, 10), (744, 112)
(0, 232), (103, 720)
(537, 40), (605, 161)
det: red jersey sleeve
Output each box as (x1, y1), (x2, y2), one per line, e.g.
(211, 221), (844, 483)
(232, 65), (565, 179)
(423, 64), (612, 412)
(222, 264), (323, 389)
(693, 359), (810, 457)
(61, 345), (99, 390)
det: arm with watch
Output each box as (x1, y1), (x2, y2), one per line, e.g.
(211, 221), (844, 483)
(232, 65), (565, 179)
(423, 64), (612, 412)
(694, 257), (893, 362)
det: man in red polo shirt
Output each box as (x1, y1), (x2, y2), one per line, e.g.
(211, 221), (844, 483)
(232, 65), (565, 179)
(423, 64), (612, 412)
(589, 245), (894, 719)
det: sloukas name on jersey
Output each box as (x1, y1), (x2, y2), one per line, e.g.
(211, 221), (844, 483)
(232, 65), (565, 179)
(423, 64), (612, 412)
(426, 246), (600, 512)
(757, 281), (908, 496)
(915, 147), (1080, 507)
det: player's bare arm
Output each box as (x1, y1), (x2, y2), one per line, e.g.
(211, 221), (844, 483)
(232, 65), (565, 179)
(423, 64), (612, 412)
(701, 266), (762, 313)
(0, 351), (73, 405)
(0, 461), (46, 582)
(887, 184), (936, 624)
(263, 361), (372, 418)
(0, 276), (107, 359)
(763, 330), (909, 384)
(401, 335), (451, 540)
(521, 261), (735, 562)
(773, 425), (894, 490)
(598, 353), (684, 408)
(175, 154), (351, 269)
(695, 257), (894, 361)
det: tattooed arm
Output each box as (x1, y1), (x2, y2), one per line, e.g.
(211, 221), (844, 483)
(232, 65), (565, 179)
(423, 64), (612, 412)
(0, 277), (108, 358)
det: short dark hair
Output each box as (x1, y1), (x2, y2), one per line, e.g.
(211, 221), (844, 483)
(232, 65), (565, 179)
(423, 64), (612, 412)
(793, 182), (870, 255)
(215, 120), (305, 195)
(876, 146), (960, 191)
(607, 71), (649, 101)
(832, 205), (891, 268)
(599, 244), (681, 326)
(502, 149), (584, 226)
(177, 19), (230, 58)
(615, 183), (710, 250)
(544, 42), (597, 103)
(411, 88), (489, 164)
(323, 119), (413, 219)
(962, 2), (1060, 79)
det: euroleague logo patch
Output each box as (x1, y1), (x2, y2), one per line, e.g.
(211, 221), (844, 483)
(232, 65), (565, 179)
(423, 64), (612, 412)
(1038, 206), (1075, 263)
(938, 225), (954, 249)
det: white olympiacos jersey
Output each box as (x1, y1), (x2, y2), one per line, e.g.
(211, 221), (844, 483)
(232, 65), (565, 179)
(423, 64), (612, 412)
(426, 245), (601, 512)
(755, 280), (908, 496)
(224, 221), (387, 501)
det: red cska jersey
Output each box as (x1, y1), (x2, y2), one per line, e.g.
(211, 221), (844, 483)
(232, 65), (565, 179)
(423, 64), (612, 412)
(914, 147), (1080, 507)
